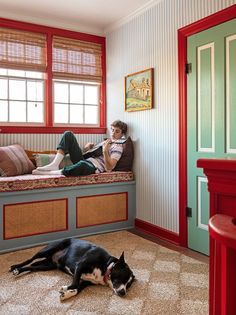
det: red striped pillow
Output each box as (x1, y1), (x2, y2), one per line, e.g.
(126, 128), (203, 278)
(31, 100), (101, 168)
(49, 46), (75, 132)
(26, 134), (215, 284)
(0, 144), (35, 177)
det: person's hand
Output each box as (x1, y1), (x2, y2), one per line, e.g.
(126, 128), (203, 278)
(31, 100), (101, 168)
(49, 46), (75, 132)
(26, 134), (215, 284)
(102, 139), (112, 154)
(84, 142), (94, 151)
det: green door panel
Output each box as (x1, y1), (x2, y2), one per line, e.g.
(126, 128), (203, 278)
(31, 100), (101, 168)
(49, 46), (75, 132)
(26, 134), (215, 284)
(198, 45), (214, 151)
(187, 18), (236, 255)
(227, 35), (236, 152)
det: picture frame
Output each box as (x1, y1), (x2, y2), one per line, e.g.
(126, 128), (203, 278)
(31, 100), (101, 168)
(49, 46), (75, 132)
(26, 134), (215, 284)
(125, 68), (154, 112)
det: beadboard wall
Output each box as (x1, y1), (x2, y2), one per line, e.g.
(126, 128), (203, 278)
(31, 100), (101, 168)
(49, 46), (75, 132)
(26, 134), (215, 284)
(106, 0), (235, 233)
(0, 133), (105, 152)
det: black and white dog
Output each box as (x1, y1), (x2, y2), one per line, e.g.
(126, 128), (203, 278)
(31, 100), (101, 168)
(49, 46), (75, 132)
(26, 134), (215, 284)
(9, 238), (135, 300)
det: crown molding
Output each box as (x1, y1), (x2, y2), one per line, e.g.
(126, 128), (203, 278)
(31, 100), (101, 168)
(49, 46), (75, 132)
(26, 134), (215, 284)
(104, 0), (162, 34)
(0, 10), (104, 36)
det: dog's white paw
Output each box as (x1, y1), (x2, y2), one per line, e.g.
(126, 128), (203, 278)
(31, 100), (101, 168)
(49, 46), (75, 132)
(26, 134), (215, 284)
(9, 266), (17, 272)
(59, 286), (68, 293)
(59, 291), (67, 301)
(12, 269), (19, 276)
(59, 288), (78, 301)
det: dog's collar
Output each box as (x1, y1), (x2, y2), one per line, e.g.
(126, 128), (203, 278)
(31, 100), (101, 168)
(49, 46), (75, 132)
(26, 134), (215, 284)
(103, 262), (115, 284)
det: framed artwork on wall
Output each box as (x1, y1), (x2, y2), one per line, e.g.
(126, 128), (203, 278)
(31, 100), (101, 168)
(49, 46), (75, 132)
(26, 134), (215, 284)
(125, 68), (154, 112)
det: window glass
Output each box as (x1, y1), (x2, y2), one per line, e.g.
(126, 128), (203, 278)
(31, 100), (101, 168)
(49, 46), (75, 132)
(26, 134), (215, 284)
(28, 102), (44, 122)
(70, 105), (83, 124)
(0, 79), (8, 99)
(85, 85), (98, 105)
(70, 84), (83, 103)
(0, 100), (8, 121)
(0, 69), (7, 75)
(0, 68), (45, 124)
(54, 103), (68, 123)
(27, 81), (43, 101)
(9, 80), (26, 100)
(8, 69), (25, 77)
(25, 71), (44, 79)
(54, 82), (69, 103)
(9, 101), (26, 122)
(85, 105), (98, 124)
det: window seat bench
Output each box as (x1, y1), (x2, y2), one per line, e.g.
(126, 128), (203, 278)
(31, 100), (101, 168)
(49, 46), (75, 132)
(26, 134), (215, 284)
(0, 172), (135, 253)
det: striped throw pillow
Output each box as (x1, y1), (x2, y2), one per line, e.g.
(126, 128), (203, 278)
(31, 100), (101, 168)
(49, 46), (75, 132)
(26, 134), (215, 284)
(0, 144), (35, 177)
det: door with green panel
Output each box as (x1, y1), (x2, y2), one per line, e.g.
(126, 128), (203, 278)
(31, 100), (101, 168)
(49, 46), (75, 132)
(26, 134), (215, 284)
(187, 18), (236, 255)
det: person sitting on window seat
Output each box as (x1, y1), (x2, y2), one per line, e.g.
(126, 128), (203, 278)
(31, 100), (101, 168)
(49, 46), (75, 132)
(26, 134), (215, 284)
(32, 120), (128, 177)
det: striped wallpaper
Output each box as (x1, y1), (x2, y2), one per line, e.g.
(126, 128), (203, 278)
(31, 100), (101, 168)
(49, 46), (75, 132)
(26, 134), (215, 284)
(106, 0), (235, 233)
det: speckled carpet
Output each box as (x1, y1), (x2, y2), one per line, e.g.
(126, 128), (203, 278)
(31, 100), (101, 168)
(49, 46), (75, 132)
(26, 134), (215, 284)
(0, 231), (208, 315)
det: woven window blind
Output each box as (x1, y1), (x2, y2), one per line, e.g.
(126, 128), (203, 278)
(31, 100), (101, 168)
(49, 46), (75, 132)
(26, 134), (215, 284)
(53, 36), (102, 82)
(0, 27), (47, 72)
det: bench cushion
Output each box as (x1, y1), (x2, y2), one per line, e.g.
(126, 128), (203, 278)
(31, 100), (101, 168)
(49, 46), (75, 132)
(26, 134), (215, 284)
(0, 171), (134, 192)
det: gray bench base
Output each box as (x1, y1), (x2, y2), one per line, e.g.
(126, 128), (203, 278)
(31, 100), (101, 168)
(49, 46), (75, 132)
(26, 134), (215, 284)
(0, 181), (136, 253)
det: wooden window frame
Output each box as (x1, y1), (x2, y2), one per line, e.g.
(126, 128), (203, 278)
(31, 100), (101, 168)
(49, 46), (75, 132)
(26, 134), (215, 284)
(0, 18), (106, 134)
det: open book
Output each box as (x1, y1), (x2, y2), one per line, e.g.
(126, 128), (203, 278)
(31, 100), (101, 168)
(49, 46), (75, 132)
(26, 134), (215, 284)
(83, 138), (127, 159)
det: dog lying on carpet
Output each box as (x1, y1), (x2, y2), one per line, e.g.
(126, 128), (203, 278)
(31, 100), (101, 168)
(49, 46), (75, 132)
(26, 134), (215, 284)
(9, 238), (135, 300)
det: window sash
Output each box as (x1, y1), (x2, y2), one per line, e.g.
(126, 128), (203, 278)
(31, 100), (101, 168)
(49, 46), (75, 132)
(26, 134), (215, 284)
(0, 72), (45, 124)
(53, 80), (99, 125)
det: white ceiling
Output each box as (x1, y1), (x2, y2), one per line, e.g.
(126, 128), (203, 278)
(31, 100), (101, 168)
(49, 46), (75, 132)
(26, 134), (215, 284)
(0, 0), (157, 35)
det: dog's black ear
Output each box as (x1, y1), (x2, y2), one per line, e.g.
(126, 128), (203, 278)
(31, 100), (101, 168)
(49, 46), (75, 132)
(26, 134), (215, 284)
(119, 251), (125, 264)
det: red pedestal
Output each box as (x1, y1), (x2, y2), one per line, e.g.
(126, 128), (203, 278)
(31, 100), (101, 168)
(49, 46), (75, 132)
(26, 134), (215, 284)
(197, 159), (236, 315)
(209, 214), (236, 315)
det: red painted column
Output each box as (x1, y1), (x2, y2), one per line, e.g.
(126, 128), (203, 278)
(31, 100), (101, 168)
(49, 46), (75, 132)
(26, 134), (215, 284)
(197, 159), (236, 315)
(209, 214), (236, 315)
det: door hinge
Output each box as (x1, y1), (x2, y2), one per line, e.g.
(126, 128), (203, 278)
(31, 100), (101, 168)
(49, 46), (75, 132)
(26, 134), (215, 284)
(186, 206), (192, 217)
(185, 63), (192, 74)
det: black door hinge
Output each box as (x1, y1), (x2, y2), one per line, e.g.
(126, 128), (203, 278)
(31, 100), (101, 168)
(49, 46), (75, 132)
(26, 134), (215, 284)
(186, 207), (192, 217)
(185, 63), (192, 74)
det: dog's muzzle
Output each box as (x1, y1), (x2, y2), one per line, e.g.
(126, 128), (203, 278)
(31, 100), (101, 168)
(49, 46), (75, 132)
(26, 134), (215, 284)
(116, 288), (126, 297)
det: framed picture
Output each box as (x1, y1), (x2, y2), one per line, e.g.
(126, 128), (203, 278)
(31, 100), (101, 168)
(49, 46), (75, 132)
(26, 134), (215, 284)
(125, 68), (154, 112)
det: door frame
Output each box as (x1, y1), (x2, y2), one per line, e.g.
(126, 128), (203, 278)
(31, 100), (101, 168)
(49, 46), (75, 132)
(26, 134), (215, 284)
(178, 4), (236, 247)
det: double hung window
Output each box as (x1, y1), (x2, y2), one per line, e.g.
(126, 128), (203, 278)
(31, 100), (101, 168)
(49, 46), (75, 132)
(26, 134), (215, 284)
(0, 28), (46, 125)
(52, 36), (101, 126)
(0, 20), (106, 133)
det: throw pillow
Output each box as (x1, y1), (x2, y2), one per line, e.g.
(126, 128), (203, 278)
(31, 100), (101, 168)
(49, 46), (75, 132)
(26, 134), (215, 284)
(114, 136), (134, 171)
(0, 144), (36, 177)
(25, 149), (56, 166)
(33, 153), (73, 168)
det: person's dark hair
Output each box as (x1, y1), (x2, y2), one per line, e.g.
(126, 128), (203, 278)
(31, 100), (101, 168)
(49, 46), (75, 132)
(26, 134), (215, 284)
(111, 120), (128, 135)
